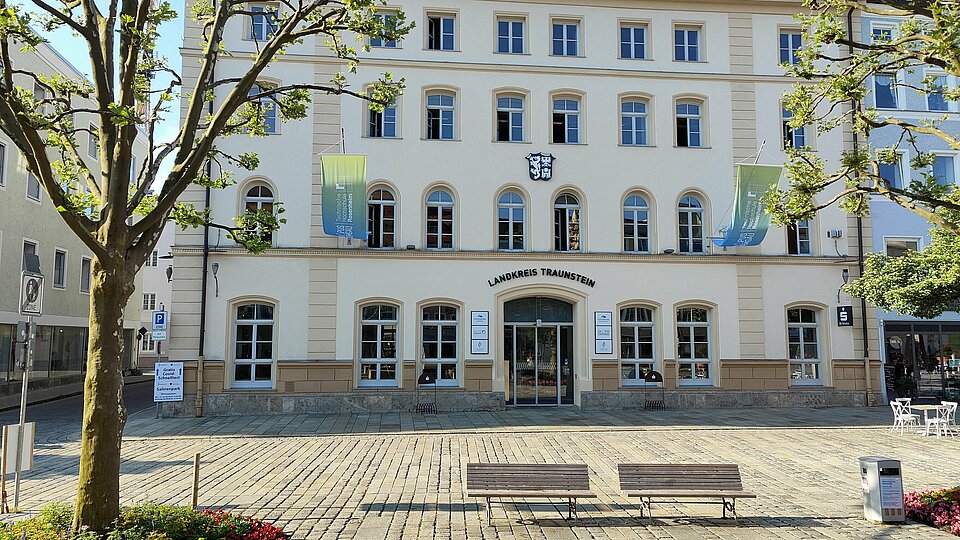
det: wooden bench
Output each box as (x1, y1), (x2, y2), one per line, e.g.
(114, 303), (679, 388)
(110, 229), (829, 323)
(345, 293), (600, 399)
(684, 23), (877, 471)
(466, 463), (596, 525)
(617, 463), (756, 523)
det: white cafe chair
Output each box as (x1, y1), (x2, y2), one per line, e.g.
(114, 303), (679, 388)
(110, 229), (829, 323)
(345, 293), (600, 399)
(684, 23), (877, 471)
(925, 405), (953, 438)
(941, 401), (959, 435)
(891, 400), (920, 435)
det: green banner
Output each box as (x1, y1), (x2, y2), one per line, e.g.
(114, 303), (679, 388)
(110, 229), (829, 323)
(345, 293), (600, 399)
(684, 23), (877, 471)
(321, 155), (367, 241)
(713, 164), (782, 247)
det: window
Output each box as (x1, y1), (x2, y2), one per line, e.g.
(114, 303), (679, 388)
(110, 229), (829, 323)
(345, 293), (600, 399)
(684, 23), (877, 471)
(674, 25), (700, 61)
(359, 304), (398, 386)
(554, 193), (581, 252)
(933, 155), (956, 186)
(421, 305), (458, 386)
(787, 220), (811, 255)
(620, 306), (655, 384)
(497, 17), (524, 54)
(928, 74), (949, 112)
(552, 20), (579, 56)
(21, 240), (36, 271)
(552, 98), (580, 144)
(885, 238), (920, 257)
(878, 155), (903, 189)
(425, 189), (454, 249)
(782, 106), (806, 149)
(678, 196), (704, 254)
(130, 156), (137, 185)
(146, 251), (159, 267)
(53, 249), (66, 288)
(142, 293), (157, 311)
(233, 303), (274, 387)
(427, 14), (456, 51)
(368, 100), (398, 138)
(874, 74), (898, 109)
(872, 26), (893, 43)
(248, 5), (278, 41)
(675, 101), (702, 147)
(88, 124), (98, 158)
(26, 172), (40, 201)
(140, 334), (155, 352)
(243, 184), (275, 243)
(623, 194), (650, 253)
(788, 308), (821, 384)
(371, 12), (399, 48)
(367, 188), (396, 248)
(0, 143), (6, 187)
(80, 257), (92, 293)
(621, 99), (649, 146)
(779, 30), (802, 66)
(496, 96), (524, 142)
(677, 307), (710, 384)
(248, 84), (277, 134)
(497, 191), (525, 250)
(620, 23), (647, 59)
(425, 92), (455, 140)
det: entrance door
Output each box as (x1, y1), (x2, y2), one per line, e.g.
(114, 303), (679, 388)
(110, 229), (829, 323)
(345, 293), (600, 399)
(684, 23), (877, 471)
(503, 297), (575, 406)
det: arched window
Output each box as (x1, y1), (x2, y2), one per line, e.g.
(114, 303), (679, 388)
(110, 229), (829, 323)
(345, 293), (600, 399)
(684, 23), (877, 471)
(787, 219), (811, 255)
(359, 304), (399, 386)
(244, 184), (275, 243)
(248, 84), (277, 134)
(675, 100), (702, 147)
(552, 97), (580, 144)
(620, 306), (655, 384)
(497, 191), (525, 250)
(426, 189), (454, 249)
(233, 302), (275, 388)
(676, 306), (710, 384)
(788, 307), (822, 385)
(426, 91), (455, 140)
(554, 193), (581, 252)
(421, 304), (459, 386)
(623, 194), (650, 253)
(496, 95), (525, 142)
(678, 195), (704, 254)
(621, 99), (649, 146)
(367, 188), (395, 248)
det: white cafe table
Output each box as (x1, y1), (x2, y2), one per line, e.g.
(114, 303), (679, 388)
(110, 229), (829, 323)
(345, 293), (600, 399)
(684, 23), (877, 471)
(911, 404), (948, 436)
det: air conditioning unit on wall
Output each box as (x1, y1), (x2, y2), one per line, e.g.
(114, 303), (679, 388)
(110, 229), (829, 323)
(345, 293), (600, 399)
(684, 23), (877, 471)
(826, 229), (843, 239)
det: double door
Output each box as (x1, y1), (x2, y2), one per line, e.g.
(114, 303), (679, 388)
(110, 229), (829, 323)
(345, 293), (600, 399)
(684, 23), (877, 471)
(505, 324), (574, 406)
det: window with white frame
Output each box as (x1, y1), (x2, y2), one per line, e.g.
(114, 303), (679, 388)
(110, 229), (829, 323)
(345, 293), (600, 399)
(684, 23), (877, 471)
(243, 184), (275, 243)
(678, 195), (704, 254)
(53, 249), (67, 288)
(927, 73), (950, 112)
(88, 124), (98, 158)
(368, 100), (398, 138)
(497, 17), (525, 54)
(878, 153), (904, 189)
(673, 25), (701, 61)
(496, 95), (524, 142)
(248, 5), (278, 41)
(779, 29), (802, 65)
(554, 193), (581, 252)
(425, 189), (454, 249)
(885, 237), (920, 257)
(371, 12), (399, 48)
(359, 304), (398, 385)
(620, 23), (647, 59)
(80, 257), (92, 293)
(933, 155), (956, 186)
(425, 91), (455, 140)
(26, 172), (40, 202)
(421, 305), (458, 386)
(623, 193), (650, 253)
(427, 13), (456, 51)
(871, 26), (893, 43)
(552, 19), (580, 56)
(621, 99), (649, 146)
(675, 101), (703, 147)
(140, 334), (155, 352)
(677, 306), (710, 383)
(248, 84), (278, 134)
(146, 250), (159, 267)
(142, 293), (157, 311)
(497, 191), (525, 251)
(21, 240), (36, 271)
(367, 188), (396, 248)
(787, 219), (812, 255)
(874, 73), (898, 109)
(782, 106), (806, 149)
(620, 306), (655, 384)
(788, 308), (822, 384)
(552, 98), (580, 144)
(233, 303), (274, 387)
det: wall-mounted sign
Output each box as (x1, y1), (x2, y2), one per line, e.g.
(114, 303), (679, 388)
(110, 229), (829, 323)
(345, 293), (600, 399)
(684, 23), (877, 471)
(837, 305), (854, 327)
(594, 311), (613, 354)
(526, 152), (555, 181)
(471, 311), (489, 354)
(488, 268), (596, 288)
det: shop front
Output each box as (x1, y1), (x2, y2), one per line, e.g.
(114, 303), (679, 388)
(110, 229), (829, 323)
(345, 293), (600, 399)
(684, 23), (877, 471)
(883, 322), (960, 402)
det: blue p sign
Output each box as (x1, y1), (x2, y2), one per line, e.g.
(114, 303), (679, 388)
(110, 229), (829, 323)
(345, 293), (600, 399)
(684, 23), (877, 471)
(153, 311), (167, 330)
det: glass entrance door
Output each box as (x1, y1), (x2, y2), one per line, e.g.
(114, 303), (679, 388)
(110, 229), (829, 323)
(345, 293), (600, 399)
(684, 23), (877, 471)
(505, 324), (572, 406)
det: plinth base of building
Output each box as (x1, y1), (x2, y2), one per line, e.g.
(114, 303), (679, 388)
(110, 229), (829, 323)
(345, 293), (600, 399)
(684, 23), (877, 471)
(159, 391), (507, 416)
(579, 389), (883, 410)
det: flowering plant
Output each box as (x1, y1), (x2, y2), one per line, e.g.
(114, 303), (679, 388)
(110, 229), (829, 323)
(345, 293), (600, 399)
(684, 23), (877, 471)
(905, 487), (960, 536)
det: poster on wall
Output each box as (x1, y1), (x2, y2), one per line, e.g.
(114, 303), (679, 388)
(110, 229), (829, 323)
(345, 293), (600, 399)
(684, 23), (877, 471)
(470, 311), (489, 355)
(320, 155), (368, 241)
(594, 311), (613, 355)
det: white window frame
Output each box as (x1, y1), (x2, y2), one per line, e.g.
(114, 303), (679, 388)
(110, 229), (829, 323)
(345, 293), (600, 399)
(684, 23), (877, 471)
(367, 97), (399, 139)
(778, 28), (803, 66)
(870, 23), (895, 44)
(782, 105), (807, 149)
(21, 239), (38, 272)
(883, 236), (922, 257)
(673, 24), (702, 62)
(676, 306), (712, 386)
(619, 21), (648, 60)
(248, 83), (278, 134)
(678, 195), (705, 254)
(495, 15), (526, 54)
(425, 189), (455, 250)
(551, 18), (581, 57)
(146, 250), (159, 267)
(80, 256), (92, 293)
(788, 307), (823, 386)
(623, 193), (651, 253)
(931, 152), (959, 186)
(246, 4), (279, 41)
(243, 182), (276, 244)
(497, 191), (525, 251)
(358, 303), (400, 387)
(551, 97), (581, 144)
(367, 188), (396, 249)
(370, 11), (400, 49)
(88, 124), (98, 158)
(877, 151), (907, 190)
(495, 94), (525, 142)
(787, 219), (812, 255)
(140, 333), (156, 352)
(924, 70), (954, 113)
(232, 302), (276, 389)
(873, 72), (901, 110)
(26, 172), (41, 203)
(425, 91), (456, 141)
(142, 292), (157, 311)
(620, 98), (650, 147)
(53, 248), (67, 289)
(620, 305), (656, 386)
(675, 100), (704, 148)
(554, 193), (582, 252)
(426, 11), (457, 51)
(420, 304), (460, 387)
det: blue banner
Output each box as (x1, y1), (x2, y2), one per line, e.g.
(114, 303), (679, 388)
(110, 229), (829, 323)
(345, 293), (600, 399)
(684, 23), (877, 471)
(712, 164), (783, 247)
(320, 155), (367, 240)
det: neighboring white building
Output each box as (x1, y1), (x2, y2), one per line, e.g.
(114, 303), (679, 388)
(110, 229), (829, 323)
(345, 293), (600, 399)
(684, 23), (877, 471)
(169, 0), (881, 415)
(137, 222), (175, 371)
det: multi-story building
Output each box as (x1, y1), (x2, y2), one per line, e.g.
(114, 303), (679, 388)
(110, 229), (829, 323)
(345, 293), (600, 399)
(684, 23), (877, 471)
(168, 0), (881, 415)
(861, 13), (960, 403)
(137, 222), (175, 371)
(0, 42), (148, 397)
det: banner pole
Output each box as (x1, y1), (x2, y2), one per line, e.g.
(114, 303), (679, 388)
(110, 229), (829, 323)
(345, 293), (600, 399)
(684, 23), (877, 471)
(754, 140), (765, 165)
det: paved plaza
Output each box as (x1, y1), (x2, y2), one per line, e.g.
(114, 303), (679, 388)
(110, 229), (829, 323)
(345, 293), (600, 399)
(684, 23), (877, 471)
(9, 403), (960, 539)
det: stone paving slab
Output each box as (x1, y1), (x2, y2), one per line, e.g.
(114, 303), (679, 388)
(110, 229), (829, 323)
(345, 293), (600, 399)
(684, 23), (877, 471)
(8, 406), (958, 539)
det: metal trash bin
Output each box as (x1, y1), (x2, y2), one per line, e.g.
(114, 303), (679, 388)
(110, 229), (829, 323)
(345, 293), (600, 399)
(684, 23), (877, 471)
(859, 456), (905, 523)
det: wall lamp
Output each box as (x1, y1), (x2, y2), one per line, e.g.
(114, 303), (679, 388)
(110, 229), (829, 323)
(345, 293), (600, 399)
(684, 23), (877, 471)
(211, 262), (220, 298)
(165, 265), (173, 283)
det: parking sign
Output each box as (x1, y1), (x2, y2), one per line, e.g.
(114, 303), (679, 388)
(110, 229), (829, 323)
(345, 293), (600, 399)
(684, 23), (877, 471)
(152, 310), (168, 331)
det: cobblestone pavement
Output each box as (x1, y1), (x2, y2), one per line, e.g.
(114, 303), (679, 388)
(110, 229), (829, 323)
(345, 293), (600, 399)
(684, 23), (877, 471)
(11, 406), (960, 539)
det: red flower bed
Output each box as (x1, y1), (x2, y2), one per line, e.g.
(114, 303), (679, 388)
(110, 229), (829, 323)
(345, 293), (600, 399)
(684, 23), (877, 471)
(905, 487), (960, 536)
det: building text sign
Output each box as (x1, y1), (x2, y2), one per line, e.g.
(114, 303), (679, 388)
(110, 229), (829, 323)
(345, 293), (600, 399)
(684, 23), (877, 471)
(488, 268), (596, 288)
(154, 362), (184, 402)
(594, 311), (613, 354)
(470, 311), (489, 355)
(837, 306), (854, 327)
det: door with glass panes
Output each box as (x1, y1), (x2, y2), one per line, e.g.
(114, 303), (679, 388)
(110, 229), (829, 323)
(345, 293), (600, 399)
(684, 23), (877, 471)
(503, 297), (575, 406)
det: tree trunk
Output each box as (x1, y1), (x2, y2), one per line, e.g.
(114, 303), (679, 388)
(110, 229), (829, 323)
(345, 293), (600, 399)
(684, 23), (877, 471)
(72, 257), (134, 532)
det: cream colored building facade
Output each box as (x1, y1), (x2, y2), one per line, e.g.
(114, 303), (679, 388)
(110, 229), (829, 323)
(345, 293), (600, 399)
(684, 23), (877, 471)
(169, 0), (881, 415)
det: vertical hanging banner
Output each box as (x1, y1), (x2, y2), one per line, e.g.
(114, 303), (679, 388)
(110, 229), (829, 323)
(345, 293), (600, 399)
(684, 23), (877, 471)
(712, 164), (783, 247)
(321, 155), (368, 240)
